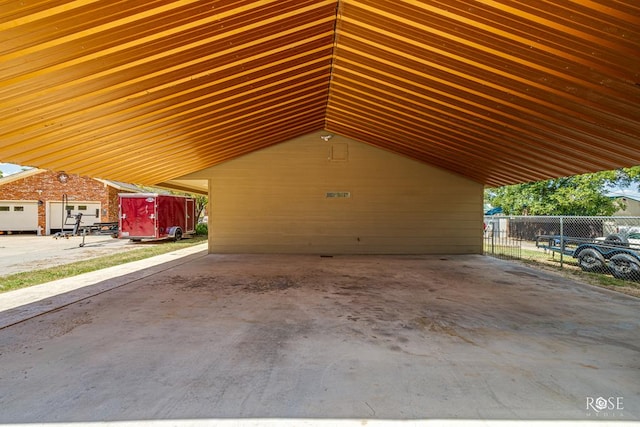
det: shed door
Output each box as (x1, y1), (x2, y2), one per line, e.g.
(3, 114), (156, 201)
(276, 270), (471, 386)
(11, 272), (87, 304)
(120, 197), (156, 238)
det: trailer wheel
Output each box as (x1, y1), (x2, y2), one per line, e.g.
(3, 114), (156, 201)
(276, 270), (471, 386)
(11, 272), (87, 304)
(604, 234), (629, 247)
(577, 248), (606, 272)
(609, 253), (640, 281)
(174, 228), (183, 241)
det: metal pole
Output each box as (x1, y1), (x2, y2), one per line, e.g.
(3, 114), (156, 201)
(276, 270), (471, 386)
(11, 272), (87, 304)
(559, 216), (564, 268)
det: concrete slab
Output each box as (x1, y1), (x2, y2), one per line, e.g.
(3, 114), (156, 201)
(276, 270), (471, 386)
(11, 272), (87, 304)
(0, 254), (638, 425)
(0, 243), (208, 329)
(0, 234), (143, 277)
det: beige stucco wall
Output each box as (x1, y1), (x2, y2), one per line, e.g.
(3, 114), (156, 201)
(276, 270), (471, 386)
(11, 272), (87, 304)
(191, 131), (483, 254)
(614, 197), (640, 216)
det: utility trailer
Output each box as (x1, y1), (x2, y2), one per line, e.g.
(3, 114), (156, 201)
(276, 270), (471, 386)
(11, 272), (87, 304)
(536, 234), (640, 280)
(119, 193), (195, 241)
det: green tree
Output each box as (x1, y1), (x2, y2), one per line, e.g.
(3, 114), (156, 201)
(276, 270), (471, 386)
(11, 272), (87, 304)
(193, 194), (208, 221)
(485, 167), (640, 216)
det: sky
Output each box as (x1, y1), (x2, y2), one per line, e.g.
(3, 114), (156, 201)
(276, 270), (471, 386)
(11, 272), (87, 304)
(607, 186), (640, 200)
(0, 163), (25, 176)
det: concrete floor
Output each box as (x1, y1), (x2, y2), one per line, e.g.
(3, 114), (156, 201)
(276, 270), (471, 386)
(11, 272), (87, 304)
(0, 253), (638, 424)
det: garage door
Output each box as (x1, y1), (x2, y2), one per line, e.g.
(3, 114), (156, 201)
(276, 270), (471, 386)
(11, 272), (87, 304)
(0, 200), (39, 232)
(48, 202), (101, 233)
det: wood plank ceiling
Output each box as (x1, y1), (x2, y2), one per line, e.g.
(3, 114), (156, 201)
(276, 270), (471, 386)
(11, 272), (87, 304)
(1, 0), (639, 188)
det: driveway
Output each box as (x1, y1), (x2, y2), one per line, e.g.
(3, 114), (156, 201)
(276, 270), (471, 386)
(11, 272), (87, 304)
(0, 234), (141, 276)
(0, 254), (638, 424)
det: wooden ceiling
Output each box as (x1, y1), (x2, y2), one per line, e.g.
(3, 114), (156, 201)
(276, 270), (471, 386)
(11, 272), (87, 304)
(1, 0), (639, 188)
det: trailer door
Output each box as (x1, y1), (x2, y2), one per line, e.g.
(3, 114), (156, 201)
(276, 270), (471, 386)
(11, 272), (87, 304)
(120, 196), (156, 238)
(185, 198), (195, 232)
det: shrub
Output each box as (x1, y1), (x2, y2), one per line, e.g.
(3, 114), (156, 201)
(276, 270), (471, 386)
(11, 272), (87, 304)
(196, 222), (208, 235)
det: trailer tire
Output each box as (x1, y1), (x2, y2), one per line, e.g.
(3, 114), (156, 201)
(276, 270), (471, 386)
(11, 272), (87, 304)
(604, 233), (629, 247)
(609, 253), (640, 281)
(174, 228), (183, 241)
(577, 248), (606, 272)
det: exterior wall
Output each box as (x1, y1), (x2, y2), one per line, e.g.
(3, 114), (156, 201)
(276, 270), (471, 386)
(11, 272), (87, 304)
(105, 185), (123, 223)
(0, 170), (125, 234)
(614, 197), (640, 216)
(195, 132), (483, 254)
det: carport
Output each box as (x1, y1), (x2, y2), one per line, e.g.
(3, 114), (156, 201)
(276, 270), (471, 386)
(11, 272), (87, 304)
(1, 2), (639, 253)
(1, 1), (639, 424)
(0, 252), (638, 422)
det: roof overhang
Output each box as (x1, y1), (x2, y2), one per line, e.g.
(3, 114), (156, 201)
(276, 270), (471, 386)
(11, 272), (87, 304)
(1, 1), (639, 189)
(156, 179), (208, 196)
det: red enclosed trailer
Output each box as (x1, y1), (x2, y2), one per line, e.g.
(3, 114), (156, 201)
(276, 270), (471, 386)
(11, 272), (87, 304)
(118, 193), (195, 241)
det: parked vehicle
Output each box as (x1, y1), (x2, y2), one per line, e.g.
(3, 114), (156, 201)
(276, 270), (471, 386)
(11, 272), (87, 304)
(118, 193), (195, 241)
(536, 233), (640, 280)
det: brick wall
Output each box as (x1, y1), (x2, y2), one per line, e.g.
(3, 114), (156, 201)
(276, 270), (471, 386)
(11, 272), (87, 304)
(0, 170), (131, 233)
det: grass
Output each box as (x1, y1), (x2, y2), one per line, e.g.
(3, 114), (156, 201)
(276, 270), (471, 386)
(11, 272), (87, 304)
(0, 236), (208, 294)
(486, 242), (640, 298)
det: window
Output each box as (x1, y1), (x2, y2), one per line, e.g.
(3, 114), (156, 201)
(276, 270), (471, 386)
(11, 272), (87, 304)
(78, 205), (87, 211)
(0, 206), (9, 212)
(14, 206), (24, 212)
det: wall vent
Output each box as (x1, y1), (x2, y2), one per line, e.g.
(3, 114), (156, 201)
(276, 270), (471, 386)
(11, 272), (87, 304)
(329, 143), (349, 161)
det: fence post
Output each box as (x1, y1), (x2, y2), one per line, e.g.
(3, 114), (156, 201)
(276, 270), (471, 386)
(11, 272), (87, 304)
(559, 216), (564, 268)
(491, 223), (495, 255)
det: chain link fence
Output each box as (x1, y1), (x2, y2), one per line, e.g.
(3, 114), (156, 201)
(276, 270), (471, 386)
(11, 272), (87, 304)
(483, 215), (640, 280)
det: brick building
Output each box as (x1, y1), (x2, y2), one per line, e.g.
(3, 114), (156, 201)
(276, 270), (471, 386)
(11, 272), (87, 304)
(0, 169), (141, 235)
